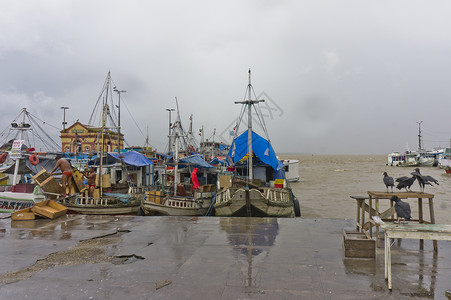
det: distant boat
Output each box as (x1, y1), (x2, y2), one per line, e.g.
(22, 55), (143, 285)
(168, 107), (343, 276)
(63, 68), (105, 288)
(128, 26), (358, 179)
(280, 159), (300, 182)
(214, 70), (300, 218)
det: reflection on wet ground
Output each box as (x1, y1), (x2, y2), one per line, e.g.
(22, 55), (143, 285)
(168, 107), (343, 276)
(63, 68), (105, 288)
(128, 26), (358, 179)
(0, 215), (450, 299)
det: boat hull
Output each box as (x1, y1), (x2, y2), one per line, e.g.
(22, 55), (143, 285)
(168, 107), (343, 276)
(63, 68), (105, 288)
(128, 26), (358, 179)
(59, 195), (140, 215)
(141, 193), (214, 216)
(214, 187), (294, 217)
(0, 192), (45, 213)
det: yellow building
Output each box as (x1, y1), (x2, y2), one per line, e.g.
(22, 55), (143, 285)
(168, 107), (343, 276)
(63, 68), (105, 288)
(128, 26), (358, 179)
(60, 122), (124, 153)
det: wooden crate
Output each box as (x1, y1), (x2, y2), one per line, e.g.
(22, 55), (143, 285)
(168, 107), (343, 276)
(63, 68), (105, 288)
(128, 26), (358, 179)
(343, 229), (375, 258)
(32, 168), (63, 197)
(96, 174), (111, 188)
(31, 200), (67, 219)
(219, 175), (232, 189)
(146, 191), (163, 204)
(72, 170), (87, 193)
(11, 207), (36, 221)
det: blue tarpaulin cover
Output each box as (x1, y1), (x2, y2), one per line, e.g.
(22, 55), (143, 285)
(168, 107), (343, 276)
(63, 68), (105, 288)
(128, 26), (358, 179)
(108, 150), (154, 167)
(227, 131), (283, 171)
(179, 154), (214, 169)
(208, 157), (227, 166)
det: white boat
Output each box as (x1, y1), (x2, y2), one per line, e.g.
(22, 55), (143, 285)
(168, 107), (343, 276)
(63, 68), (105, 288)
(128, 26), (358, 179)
(0, 108), (58, 213)
(387, 151), (419, 167)
(214, 70), (300, 218)
(280, 159), (300, 182)
(439, 148), (451, 169)
(387, 122), (442, 167)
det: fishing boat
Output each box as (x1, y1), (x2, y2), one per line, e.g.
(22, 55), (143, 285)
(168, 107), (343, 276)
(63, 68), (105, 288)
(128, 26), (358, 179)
(387, 151), (419, 167)
(387, 122), (442, 167)
(214, 70), (300, 217)
(0, 108), (60, 213)
(59, 151), (153, 215)
(141, 102), (216, 216)
(57, 72), (150, 215)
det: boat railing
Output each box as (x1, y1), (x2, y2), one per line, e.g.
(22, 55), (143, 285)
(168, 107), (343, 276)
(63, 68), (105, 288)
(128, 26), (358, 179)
(263, 188), (290, 204)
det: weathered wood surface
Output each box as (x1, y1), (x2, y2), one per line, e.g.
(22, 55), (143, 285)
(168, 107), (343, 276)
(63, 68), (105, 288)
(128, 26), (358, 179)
(368, 191), (434, 199)
(342, 229), (375, 258)
(383, 222), (451, 290)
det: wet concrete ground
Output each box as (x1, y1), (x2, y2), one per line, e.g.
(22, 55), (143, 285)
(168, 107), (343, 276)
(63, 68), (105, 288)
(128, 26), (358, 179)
(0, 215), (450, 299)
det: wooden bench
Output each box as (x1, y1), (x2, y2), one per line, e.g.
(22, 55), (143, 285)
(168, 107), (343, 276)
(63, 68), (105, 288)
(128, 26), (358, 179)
(381, 223), (451, 290)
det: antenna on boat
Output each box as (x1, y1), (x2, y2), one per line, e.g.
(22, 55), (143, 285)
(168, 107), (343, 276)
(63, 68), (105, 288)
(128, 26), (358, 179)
(234, 69), (264, 181)
(166, 108), (175, 153)
(416, 120), (423, 151)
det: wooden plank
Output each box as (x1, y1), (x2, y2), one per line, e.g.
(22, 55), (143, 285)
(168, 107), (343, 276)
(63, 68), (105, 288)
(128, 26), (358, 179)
(72, 170), (87, 192)
(11, 208), (35, 220)
(368, 191), (434, 199)
(379, 206), (395, 219)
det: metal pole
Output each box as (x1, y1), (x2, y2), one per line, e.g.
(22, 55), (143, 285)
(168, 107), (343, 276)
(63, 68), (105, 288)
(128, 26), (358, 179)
(61, 106), (69, 130)
(247, 70), (253, 180)
(166, 108), (175, 153)
(12, 108), (27, 186)
(417, 120), (423, 150)
(114, 88), (126, 153)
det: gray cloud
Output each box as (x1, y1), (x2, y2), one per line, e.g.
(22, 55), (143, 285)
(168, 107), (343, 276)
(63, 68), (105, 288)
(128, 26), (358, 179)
(1, 0), (451, 154)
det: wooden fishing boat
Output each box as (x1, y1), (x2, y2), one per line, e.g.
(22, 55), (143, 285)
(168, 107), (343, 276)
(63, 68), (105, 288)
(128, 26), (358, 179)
(141, 102), (216, 216)
(59, 191), (141, 215)
(214, 70), (300, 218)
(54, 72), (154, 215)
(0, 108), (60, 212)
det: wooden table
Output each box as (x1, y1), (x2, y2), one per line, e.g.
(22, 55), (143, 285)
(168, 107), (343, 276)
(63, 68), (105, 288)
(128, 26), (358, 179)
(351, 192), (436, 249)
(382, 223), (451, 290)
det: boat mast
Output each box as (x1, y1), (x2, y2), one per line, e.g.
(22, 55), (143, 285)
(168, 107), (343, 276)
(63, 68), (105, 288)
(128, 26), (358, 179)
(166, 108), (175, 154)
(12, 108), (28, 186)
(417, 120), (423, 151)
(234, 69), (264, 180)
(174, 133), (179, 196)
(113, 87), (126, 154)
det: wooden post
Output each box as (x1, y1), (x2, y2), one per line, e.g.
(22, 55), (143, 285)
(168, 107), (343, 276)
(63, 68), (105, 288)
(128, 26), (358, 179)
(429, 197), (437, 251)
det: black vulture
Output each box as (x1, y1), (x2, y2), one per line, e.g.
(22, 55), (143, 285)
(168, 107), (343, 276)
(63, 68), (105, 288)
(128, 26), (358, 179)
(411, 168), (438, 192)
(395, 176), (416, 192)
(391, 195), (411, 222)
(383, 172), (395, 192)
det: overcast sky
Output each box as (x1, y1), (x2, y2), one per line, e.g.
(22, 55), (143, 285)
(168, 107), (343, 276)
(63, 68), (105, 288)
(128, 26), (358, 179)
(1, 1), (451, 154)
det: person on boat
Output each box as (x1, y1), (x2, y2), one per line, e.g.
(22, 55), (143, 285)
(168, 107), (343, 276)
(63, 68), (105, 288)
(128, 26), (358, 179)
(83, 167), (97, 197)
(49, 156), (73, 197)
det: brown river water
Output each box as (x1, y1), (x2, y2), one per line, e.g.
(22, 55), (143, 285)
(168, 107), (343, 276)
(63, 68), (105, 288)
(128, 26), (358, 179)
(282, 154), (451, 224)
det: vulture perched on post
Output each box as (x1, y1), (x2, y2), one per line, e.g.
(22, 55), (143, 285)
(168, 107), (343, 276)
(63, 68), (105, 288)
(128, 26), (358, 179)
(383, 172), (395, 192)
(391, 195), (411, 222)
(411, 168), (439, 192)
(395, 176), (416, 192)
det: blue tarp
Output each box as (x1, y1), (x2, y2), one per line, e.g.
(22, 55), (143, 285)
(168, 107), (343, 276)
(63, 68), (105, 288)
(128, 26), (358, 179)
(227, 131), (283, 171)
(179, 154), (214, 169)
(108, 150), (154, 167)
(209, 157), (227, 166)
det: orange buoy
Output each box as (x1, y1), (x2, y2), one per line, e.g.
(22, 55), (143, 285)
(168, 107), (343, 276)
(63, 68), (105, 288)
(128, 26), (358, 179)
(29, 154), (39, 166)
(0, 152), (7, 164)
